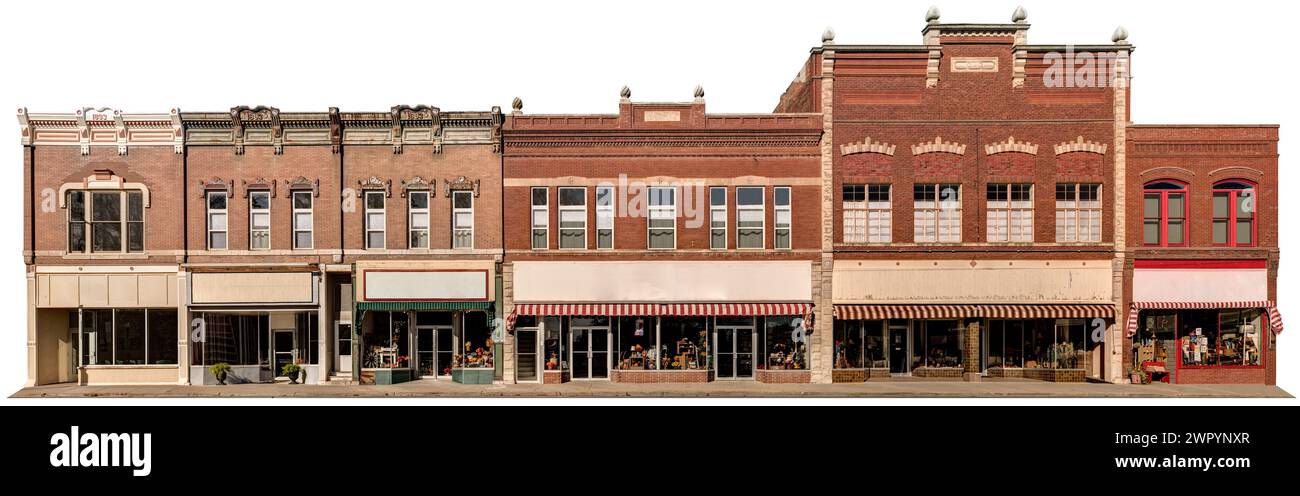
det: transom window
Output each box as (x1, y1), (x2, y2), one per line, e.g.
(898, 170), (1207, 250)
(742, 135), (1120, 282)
(365, 191), (386, 249)
(1055, 183), (1101, 243)
(408, 191), (430, 248)
(1213, 180), (1255, 247)
(292, 191), (313, 249)
(1142, 180), (1187, 247)
(558, 187), (586, 249)
(531, 187), (548, 250)
(648, 186), (676, 250)
(67, 190), (144, 253)
(736, 187), (764, 249)
(986, 183), (1033, 242)
(206, 191), (228, 250)
(596, 186), (614, 249)
(249, 191), (271, 250)
(914, 184), (961, 243)
(452, 191), (474, 249)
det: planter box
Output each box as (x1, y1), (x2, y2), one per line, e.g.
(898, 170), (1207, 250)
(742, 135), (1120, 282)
(369, 368), (413, 385)
(610, 369), (711, 383)
(542, 370), (570, 384)
(911, 367), (964, 378)
(756, 369), (811, 384)
(452, 368), (494, 384)
(833, 368), (893, 382)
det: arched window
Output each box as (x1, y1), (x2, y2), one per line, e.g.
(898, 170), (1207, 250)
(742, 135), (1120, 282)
(1142, 180), (1188, 247)
(1212, 180), (1256, 247)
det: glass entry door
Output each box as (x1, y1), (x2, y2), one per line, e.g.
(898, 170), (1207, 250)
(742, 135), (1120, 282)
(416, 325), (453, 378)
(273, 329), (296, 377)
(715, 326), (755, 380)
(888, 322), (909, 374)
(515, 328), (539, 382)
(571, 327), (610, 380)
(334, 321), (352, 375)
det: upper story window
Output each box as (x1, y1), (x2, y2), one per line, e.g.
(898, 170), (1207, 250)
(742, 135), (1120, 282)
(774, 187), (792, 250)
(596, 186), (614, 250)
(408, 191), (430, 249)
(365, 191), (386, 249)
(249, 191), (271, 250)
(986, 184), (1033, 242)
(1055, 183), (1102, 243)
(648, 186), (676, 250)
(914, 184), (961, 243)
(842, 185), (891, 243)
(736, 186), (764, 249)
(709, 187), (727, 249)
(558, 187), (586, 249)
(206, 191), (228, 250)
(1213, 180), (1256, 247)
(68, 190), (144, 253)
(531, 187), (548, 250)
(292, 191), (313, 249)
(452, 190), (474, 249)
(1142, 180), (1188, 247)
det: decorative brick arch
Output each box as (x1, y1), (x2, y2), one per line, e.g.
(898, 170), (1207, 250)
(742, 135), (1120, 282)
(59, 170), (152, 208)
(841, 137), (896, 157)
(1053, 136), (1108, 155)
(984, 136), (1039, 155)
(1139, 167), (1195, 182)
(1209, 166), (1265, 179)
(911, 136), (966, 156)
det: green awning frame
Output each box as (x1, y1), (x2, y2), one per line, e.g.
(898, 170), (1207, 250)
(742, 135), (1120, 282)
(357, 301), (494, 312)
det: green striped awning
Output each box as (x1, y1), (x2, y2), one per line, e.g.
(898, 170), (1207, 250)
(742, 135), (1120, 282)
(357, 301), (494, 312)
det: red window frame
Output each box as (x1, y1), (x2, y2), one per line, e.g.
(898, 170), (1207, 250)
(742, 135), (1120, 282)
(1211, 180), (1257, 247)
(1142, 180), (1188, 247)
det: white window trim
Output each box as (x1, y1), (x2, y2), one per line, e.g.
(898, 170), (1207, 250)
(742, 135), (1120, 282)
(248, 191), (271, 250)
(558, 186), (587, 250)
(1055, 183), (1102, 243)
(710, 186), (727, 250)
(408, 190), (430, 249)
(531, 187), (549, 250)
(365, 191), (386, 250)
(987, 183), (1034, 243)
(647, 186), (677, 250)
(207, 190), (228, 251)
(292, 190), (313, 250)
(596, 186), (614, 250)
(774, 186), (792, 250)
(67, 189), (145, 254)
(452, 190), (474, 250)
(736, 186), (765, 250)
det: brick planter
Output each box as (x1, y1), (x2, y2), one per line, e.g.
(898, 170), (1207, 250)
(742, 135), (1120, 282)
(756, 369), (811, 384)
(910, 367), (963, 378)
(543, 370), (570, 384)
(610, 370), (711, 383)
(1023, 368), (1085, 382)
(832, 368), (892, 382)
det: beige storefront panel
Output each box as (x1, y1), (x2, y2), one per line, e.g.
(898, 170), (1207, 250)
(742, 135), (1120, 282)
(38, 272), (178, 308)
(833, 260), (1112, 304)
(512, 261), (813, 303)
(355, 260), (497, 302)
(191, 272), (315, 305)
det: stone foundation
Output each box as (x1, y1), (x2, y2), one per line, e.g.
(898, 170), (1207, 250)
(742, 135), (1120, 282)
(610, 370), (711, 383)
(757, 369), (811, 383)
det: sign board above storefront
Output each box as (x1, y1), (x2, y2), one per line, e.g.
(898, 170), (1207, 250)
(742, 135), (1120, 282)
(832, 260), (1112, 304)
(36, 267), (178, 309)
(361, 269), (490, 301)
(512, 261), (812, 303)
(1133, 260), (1267, 303)
(191, 272), (316, 305)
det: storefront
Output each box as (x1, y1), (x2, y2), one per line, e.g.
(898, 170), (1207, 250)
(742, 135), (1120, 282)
(1128, 260), (1282, 384)
(832, 260), (1115, 382)
(507, 261), (814, 384)
(29, 266), (184, 386)
(187, 270), (323, 384)
(353, 261), (498, 384)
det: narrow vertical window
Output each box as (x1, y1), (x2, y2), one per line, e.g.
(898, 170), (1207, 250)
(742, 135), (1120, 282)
(408, 191), (430, 248)
(647, 186), (676, 249)
(292, 191), (313, 249)
(774, 186), (792, 250)
(709, 187), (727, 249)
(596, 186), (614, 249)
(736, 186), (764, 249)
(249, 190), (271, 250)
(867, 184), (892, 243)
(842, 185), (866, 243)
(67, 191), (86, 253)
(127, 191), (144, 252)
(1213, 181), (1256, 247)
(365, 191), (386, 249)
(452, 190), (474, 249)
(206, 191), (228, 250)
(558, 187), (586, 249)
(531, 187), (548, 250)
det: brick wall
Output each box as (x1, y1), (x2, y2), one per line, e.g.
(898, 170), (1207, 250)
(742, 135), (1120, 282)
(610, 370), (711, 383)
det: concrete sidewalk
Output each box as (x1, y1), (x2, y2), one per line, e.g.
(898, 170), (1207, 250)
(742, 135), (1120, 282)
(10, 379), (1292, 398)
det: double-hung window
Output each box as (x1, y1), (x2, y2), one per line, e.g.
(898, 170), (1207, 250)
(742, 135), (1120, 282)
(452, 191), (474, 249)
(558, 187), (586, 249)
(1142, 181), (1187, 247)
(914, 184), (961, 242)
(709, 187), (727, 249)
(867, 185), (892, 242)
(647, 186), (676, 249)
(365, 191), (386, 249)
(774, 187), (792, 249)
(68, 190), (145, 253)
(736, 186), (764, 249)
(842, 185), (866, 243)
(249, 191), (271, 250)
(986, 183), (1033, 242)
(1055, 183), (1101, 242)
(292, 191), (313, 249)
(596, 186), (614, 249)
(1213, 181), (1256, 247)
(206, 191), (228, 250)
(531, 187), (548, 249)
(408, 191), (430, 248)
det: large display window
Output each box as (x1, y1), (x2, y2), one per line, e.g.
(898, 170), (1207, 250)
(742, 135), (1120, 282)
(833, 319), (885, 369)
(615, 316), (656, 370)
(913, 320), (962, 369)
(764, 316), (806, 370)
(71, 308), (178, 366)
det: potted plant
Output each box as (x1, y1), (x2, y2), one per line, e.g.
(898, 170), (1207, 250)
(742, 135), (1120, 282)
(209, 362), (232, 385)
(1129, 366), (1147, 385)
(281, 363), (303, 384)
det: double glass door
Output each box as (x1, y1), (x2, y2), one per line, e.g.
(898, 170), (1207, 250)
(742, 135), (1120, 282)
(715, 326), (755, 380)
(417, 325), (453, 378)
(571, 328), (610, 380)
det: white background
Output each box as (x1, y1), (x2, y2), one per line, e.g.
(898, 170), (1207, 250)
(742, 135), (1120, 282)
(0, 0), (1293, 404)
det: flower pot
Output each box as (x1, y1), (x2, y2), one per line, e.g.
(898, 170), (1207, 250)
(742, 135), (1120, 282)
(215, 371), (227, 385)
(288, 370), (301, 384)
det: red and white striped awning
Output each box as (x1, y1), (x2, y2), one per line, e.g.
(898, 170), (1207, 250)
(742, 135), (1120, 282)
(1125, 301), (1283, 337)
(511, 302), (811, 318)
(513, 303), (661, 317)
(834, 304), (1116, 320)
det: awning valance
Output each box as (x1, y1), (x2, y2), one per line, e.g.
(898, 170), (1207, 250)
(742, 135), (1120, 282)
(1125, 301), (1283, 337)
(511, 302), (811, 317)
(834, 304), (1116, 320)
(357, 301), (494, 312)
